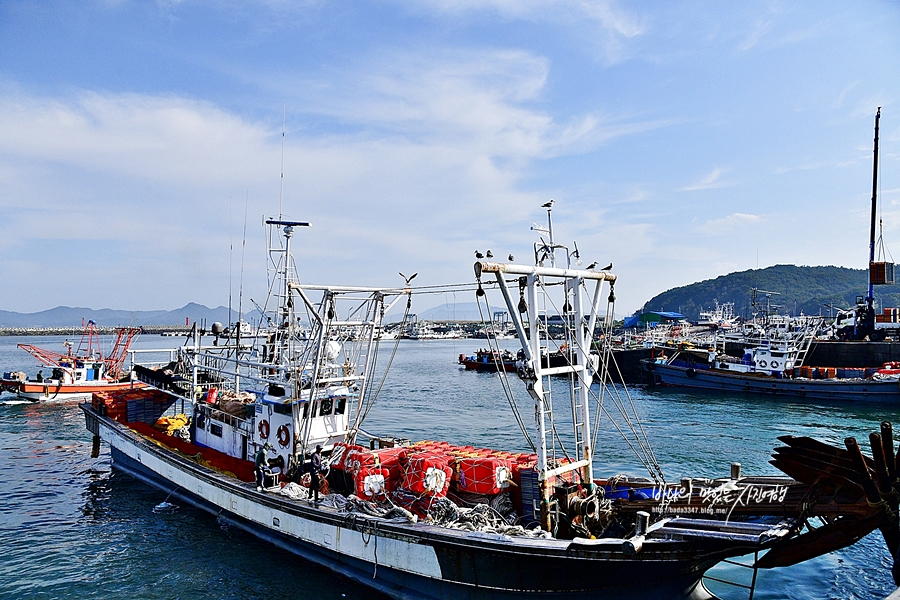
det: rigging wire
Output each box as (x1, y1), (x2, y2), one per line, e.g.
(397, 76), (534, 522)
(532, 275), (665, 485)
(354, 291), (413, 431)
(475, 293), (536, 452)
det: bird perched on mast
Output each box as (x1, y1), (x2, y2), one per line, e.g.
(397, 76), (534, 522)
(600, 263), (613, 271)
(475, 250), (484, 259)
(508, 254), (515, 262)
(486, 250), (493, 259)
(542, 200), (554, 209)
(585, 261), (598, 270)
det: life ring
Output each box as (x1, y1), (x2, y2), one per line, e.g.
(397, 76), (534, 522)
(771, 360), (779, 369)
(759, 360), (767, 368)
(258, 419), (270, 439)
(686, 367), (697, 378)
(276, 425), (290, 448)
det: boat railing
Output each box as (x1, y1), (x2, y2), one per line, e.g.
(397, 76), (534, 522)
(199, 403), (253, 433)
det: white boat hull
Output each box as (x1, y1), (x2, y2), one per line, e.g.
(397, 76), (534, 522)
(84, 404), (734, 600)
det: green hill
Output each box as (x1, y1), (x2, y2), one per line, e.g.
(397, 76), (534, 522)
(640, 265), (900, 321)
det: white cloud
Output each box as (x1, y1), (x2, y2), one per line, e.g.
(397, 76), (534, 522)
(0, 62), (651, 310)
(695, 212), (761, 235)
(680, 168), (730, 191)
(405, 0), (643, 35)
(0, 91), (276, 189)
(736, 19), (773, 52)
(399, 0), (645, 64)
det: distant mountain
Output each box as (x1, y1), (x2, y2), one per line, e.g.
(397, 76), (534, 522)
(641, 265), (900, 321)
(0, 303), (242, 328)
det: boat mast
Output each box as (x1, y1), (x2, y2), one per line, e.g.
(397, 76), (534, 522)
(868, 107), (882, 304)
(266, 220), (310, 363)
(477, 257), (614, 532)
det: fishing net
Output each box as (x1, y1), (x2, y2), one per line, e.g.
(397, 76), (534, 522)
(427, 496), (550, 538)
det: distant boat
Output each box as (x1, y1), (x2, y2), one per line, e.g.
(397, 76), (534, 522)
(1, 321), (143, 401)
(458, 348), (518, 372)
(644, 315), (900, 403)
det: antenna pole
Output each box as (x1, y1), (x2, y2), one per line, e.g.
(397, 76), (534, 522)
(546, 203), (555, 267)
(868, 107), (881, 302)
(235, 192), (249, 391)
(279, 103), (286, 220)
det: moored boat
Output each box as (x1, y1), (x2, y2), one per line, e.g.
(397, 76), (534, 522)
(458, 348), (518, 372)
(643, 347), (900, 403)
(1, 322), (142, 401)
(82, 215), (900, 599)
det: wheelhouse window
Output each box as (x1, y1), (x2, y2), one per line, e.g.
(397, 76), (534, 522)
(209, 423), (223, 437)
(334, 398), (347, 415)
(320, 398), (334, 416)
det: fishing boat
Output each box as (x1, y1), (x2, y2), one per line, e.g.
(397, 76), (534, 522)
(643, 345), (900, 403)
(81, 216), (900, 599)
(645, 109), (900, 404)
(1, 321), (142, 401)
(458, 348), (518, 372)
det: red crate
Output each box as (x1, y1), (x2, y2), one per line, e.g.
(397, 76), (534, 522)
(457, 457), (514, 495)
(401, 455), (452, 496)
(355, 467), (392, 499)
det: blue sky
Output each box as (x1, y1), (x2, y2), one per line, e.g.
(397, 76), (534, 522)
(1, 1), (899, 317)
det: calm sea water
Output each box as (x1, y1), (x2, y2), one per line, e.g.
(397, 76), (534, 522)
(0, 335), (897, 599)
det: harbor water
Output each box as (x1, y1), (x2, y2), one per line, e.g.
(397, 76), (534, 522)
(0, 334), (897, 599)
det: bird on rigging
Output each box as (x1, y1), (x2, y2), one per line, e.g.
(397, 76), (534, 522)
(486, 250), (493, 258)
(585, 261), (598, 270)
(600, 263), (613, 271)
(542, 199), (554, 208)
(475, 250), (484, 259)
(508, 254), (515, 262)
(399, 272), (418, 285)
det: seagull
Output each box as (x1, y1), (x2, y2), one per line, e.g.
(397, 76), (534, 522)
(585, 261), (598, 270)
(399, 272), (418, 285)
(600, 263), (613, 271)
(508, 254), (515, 262)
(542, 199), (554, 209)
(486, 250), (493, 259)
(475, 250), (484, 259)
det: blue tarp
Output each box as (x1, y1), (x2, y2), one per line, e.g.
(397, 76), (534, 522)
(624, 311), (686, 328)
(652, 311), (686, 319)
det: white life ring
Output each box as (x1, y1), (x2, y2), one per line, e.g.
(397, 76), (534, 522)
(758, 360), (767, 368)
(771, 360), (779, 368)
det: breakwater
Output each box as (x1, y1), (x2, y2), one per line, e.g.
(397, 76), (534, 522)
(0, 326), (193, 337)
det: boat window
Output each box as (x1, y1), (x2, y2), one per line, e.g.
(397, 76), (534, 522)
(334, 398), (347, 415)
(209, 423), (223, 437)
(302, 403), (309, 418)
(320, 398), (333, 416)
(273, 403), (291, 415)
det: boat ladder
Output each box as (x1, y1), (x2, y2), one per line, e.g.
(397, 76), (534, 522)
(702, 551), (760, 600)
(792, 322), (820, 368)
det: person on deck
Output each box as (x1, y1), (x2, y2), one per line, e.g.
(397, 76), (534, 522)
(309, 445), (323, 505)
(255, 442), (271, 492)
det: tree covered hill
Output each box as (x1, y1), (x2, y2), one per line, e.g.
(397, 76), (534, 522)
(640, 265), (900, 321)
